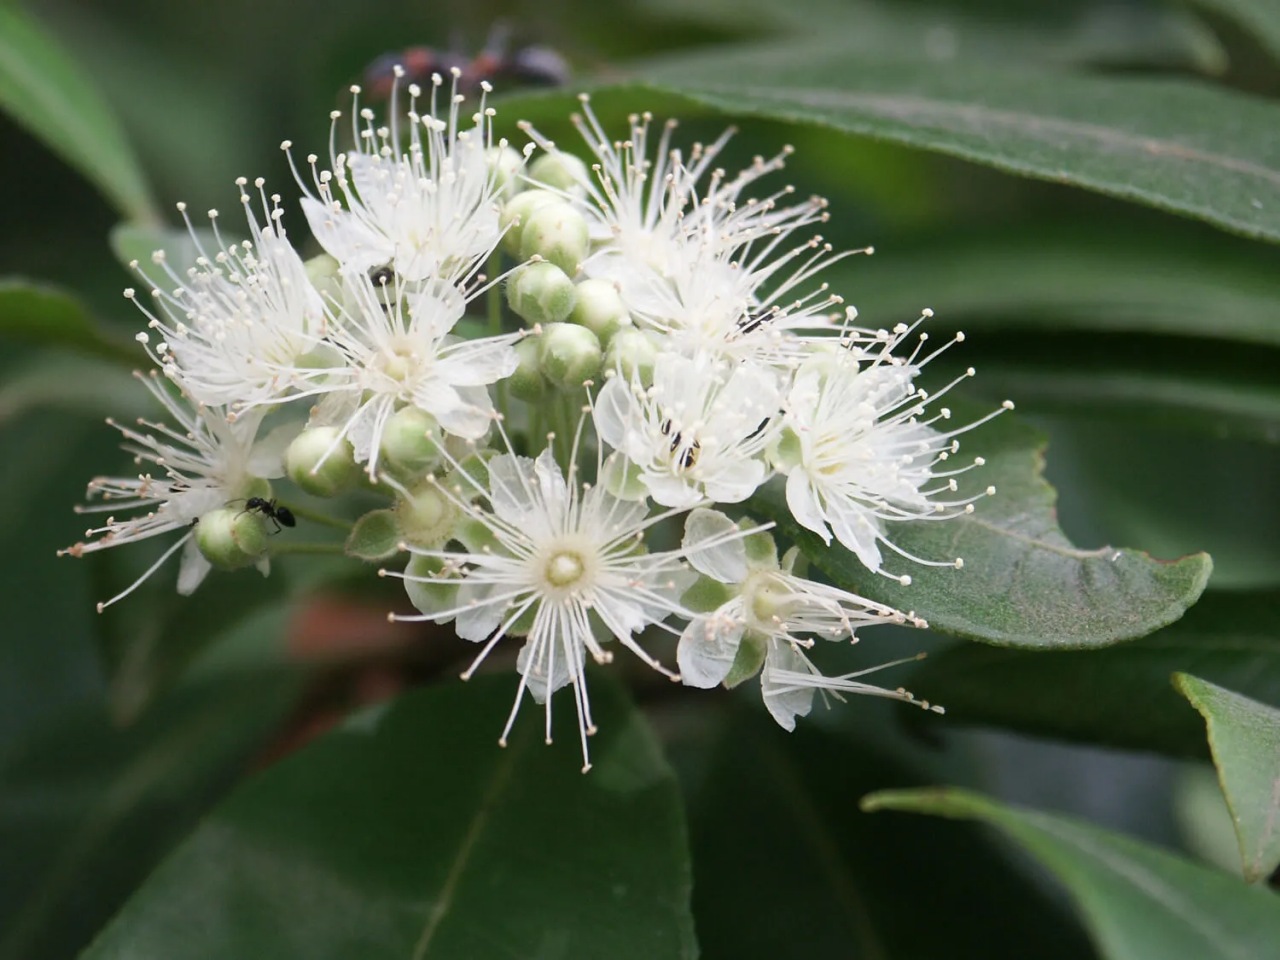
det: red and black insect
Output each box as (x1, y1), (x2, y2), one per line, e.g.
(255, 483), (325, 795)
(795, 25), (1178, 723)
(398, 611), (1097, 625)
(362, 24), (569, 100)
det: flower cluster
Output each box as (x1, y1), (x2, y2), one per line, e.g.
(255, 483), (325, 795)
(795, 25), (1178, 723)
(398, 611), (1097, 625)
(62, 72), (1008, 770)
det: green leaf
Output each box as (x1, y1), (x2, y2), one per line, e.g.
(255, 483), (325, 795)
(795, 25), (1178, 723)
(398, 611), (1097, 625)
(631, 1), (1226, 71)
(841, 223), (1280, 349)
(753, 410), (1212, 648)
(861, 787), (1280, 960)
(0, 6), (157, 223)
(951, 355), (1280, 446)
(0, 354), (144, 425)
(585, 56), (1280, 243)
(0, 669), (300, 960)
(0, 280), (136, 364)
(1192, 0), (1280, 62)
(905, 591), (1280, 757)
(109, 222), (233, 277)
(676, 700), (1094, 959)
(80, 676), (696, 960)
(1175, 673), (1280, 883)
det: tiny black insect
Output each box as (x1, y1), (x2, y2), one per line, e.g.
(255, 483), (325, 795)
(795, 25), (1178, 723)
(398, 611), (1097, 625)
(241, 497), (296, 533)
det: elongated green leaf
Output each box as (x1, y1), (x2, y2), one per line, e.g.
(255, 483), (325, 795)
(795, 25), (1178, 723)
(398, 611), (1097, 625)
(955, 358), (1280, 446)
(905, 592), (1280, 757)
(1175, 674), (1280, 883)
(840, 223), (1280, 348)
(0, 669), (299, 960)
(0, 281), (136, 364)
(81, 676), (696, 960)
(588, 55), (1280, 243)
(0, 7), (156, 223)
(0, 354), (144, 425)
(753, 411), (1212, 648)
(861, 787), (1280, 960)
(632, 1), (1225, 70)
(678, 702), (1094, 960)
(1193, 0), (1280, 61)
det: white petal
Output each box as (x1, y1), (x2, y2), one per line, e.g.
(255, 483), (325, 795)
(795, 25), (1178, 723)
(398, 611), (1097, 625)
(785, 470), (833, 545)
(830, 504), (884, 573)
(701, 457), (767, 505)
(682, 508), (748, 583)
(761, 642), (816, 732)
(643, 473), (705, 510)
(300, 197), (389, 272)
(593, 376), (635, 453)
(176, 538), (212, 596)
(454, 579), (507, 641)
(677, 612), (744, 688)
(517, 635), (575, 703)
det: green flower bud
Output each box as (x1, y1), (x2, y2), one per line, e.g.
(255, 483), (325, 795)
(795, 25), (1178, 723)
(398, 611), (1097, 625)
(304, 253), (343, 303)
(195, 506), (269, 570)
(570, 278), (631, 345)
(507, 261), (576, 325)
(538, 322), (601, 390)
(527, 152), (590, 195)
(499, 189), (559, 257)
(518, 201), (589, 276)
(486, 144), (525, 200)
(286, 426), (360, 498)
(379, 406), (445, 476)
(508, 335), (548, 402)
(603, 328), (659, 385)
(395, 479), (457, 548)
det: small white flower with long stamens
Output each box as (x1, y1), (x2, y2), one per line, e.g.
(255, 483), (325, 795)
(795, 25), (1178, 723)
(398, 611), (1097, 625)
(127, 182), (333, 410)
(305, 272), (520, 477)
(677, 508), (927, 728)
(289, 69), (511, 285)
(387, 430), (694, 772)
(595, 352), (781, 508)
(519, 99), (831, 316)
(57, 372), (284, 610)
(771, 316), (1013, 580)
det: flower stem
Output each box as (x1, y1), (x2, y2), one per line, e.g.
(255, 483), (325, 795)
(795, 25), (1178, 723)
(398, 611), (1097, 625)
(276, 501), (353, 532)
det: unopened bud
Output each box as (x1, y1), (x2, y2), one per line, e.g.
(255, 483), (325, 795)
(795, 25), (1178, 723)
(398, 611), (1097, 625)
(304, 253), (343, 303)
(195, 506), (269, 570)
(379, 406), (445, 475)
(604, 328), (659, 384)
(519, 201), (589, 275)
(508, 335), (547, 401)
(507, 261), (576, 325)
(570, 278), (630, 345)
(539, 322), (601, 390)
(486, 144), (525, 200)
(500, 189), (559, 257)
(286, 426), (360, 497)
(527, 152), (590, 195)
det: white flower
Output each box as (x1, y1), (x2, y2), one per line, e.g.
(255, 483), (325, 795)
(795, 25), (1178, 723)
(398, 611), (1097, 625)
(390, 442), (694, 771)
(126, 182), (333, 410)
(306, 273), (519, 476)
(58, 372), (284, 610)
(677, 508), (934, 730)
(290, 70), (508, 285)
(521, 97), (827, 278)
(773, 321), (1011, 580)
(609, 240), (858, 366)
(595, 353), (780, 508)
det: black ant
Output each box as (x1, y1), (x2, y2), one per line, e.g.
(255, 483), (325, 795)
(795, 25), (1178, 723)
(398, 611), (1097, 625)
(239, 497), (296, 533)
(361, 23), (570, 101)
